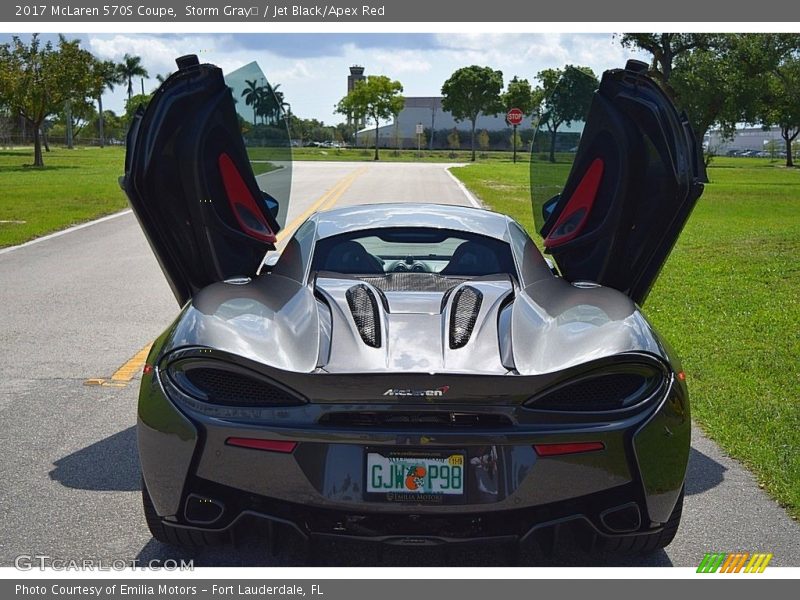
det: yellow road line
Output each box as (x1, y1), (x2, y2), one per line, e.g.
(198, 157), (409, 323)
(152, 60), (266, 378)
(111, 343), (153, 381)
(275, 166), (366, 243)
(84, 342), (152, 388)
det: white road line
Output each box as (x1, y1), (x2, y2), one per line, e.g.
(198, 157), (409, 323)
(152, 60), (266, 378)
(0, 209), (133, 256)
(445, 166), (483, 209)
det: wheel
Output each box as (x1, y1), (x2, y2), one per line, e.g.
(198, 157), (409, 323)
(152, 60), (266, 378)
(141, 479), (228, 549)
(597, 487), (684, 554)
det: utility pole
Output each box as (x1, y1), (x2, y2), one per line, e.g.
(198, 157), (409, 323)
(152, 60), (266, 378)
(429, 100), (436, 151)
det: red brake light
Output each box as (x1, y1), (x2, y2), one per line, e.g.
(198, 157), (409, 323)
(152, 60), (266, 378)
(533, 441), (605, 456)
(225, 437), (297, 453)
(677, 371), (686, 381)
(143, 364), (154, 375)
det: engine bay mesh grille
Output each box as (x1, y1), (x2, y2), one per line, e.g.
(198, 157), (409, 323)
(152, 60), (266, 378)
(359, 273), (467, 293)
(346, 284), (382, 348)
(449, 285), (483, 349)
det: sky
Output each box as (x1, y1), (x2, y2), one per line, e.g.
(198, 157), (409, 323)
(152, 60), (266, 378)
(2, 33), (648, 123)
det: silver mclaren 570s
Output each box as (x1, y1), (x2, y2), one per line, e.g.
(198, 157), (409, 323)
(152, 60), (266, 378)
(122, 56), (705, 557)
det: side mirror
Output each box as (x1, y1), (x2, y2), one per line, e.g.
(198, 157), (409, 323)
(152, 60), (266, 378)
(261, 191), (281, 224)
(542, 193), (561, 223)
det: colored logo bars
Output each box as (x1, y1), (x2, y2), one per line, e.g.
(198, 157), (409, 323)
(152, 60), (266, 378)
(697, 552), (773, 573)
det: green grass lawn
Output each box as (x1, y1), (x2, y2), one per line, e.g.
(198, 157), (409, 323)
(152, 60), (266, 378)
(0, 144), (526, 248)
(0, 147), (281, 247)
(0, 147), (129, 248)
(452, 156), (800, 517)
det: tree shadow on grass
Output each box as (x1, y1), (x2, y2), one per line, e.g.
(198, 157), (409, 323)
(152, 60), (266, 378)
(0, 164), (80, 173)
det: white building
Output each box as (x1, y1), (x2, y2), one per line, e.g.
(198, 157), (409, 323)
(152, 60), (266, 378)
(705, 126), (786, 155)
(357, 96), (535, 149)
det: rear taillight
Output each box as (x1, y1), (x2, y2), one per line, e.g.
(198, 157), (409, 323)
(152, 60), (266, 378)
(165, 360), (306, 407)
(525, 364), (665, 411)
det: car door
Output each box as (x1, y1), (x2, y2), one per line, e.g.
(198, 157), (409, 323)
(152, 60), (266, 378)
(533, 60), (707, 305)
(122, 54), (289, 306)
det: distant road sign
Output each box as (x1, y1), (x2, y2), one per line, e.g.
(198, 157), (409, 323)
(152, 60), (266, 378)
(416, 123), (424, 135)
(506, 108), (524, 126)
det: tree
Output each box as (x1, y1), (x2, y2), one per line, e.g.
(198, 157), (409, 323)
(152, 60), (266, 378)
(756, 55), (800, 167)
(618, 34), (712, 97)
(502, 75), (534, 116)
(619, 34), (800, 160)
(441, 65), (503, 161)
(447, 128), (461, 151)
(53, 97), (96, 141)
(125, 93), (153, 125)
(93, 60), (123, 147)
(477, 129), (490, 152)
(118, 53), (148, 101)
(336, 75), (404, 160)
(242, 79), (261, 126)
(0, 34), (96, 166)
(533, 65), (598, 163)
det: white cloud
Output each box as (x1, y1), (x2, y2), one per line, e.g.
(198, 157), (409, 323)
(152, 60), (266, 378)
(368, 49), (433, 75)
(85, 33), (650, 123)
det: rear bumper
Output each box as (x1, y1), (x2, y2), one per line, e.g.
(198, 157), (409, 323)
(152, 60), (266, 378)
(137, 362), (690, 540)
(157, 478), (662, 549)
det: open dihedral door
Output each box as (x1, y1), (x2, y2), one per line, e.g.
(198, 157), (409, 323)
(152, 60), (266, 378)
(122, 54), (291, 306)
(531, 60), (707, 305)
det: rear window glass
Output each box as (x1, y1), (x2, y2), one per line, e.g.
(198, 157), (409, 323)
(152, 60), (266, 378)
(311, 228), (516, 277)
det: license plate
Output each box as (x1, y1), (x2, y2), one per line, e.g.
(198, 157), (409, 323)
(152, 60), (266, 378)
(365, 449), (465, 502)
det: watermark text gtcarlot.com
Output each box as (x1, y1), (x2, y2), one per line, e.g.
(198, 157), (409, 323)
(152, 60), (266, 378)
(14, 555), (194, 571)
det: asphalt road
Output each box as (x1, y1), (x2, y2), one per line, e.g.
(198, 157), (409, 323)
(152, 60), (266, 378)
(0, 161), (798, 568)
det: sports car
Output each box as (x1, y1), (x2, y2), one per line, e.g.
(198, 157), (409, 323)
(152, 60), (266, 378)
(122, 56), (705, 555)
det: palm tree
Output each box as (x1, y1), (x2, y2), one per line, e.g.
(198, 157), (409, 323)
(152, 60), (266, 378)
(256, 85), (275, 125)
(241, 79), (261, 127)
(155, 72), (173, 84)
(94, 60), (123, 147)
(119, 53), (148, 101)
(274, 88), (290, 121)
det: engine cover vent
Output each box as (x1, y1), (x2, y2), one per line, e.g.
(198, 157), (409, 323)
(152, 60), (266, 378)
(346, 284), (382, 348)
(449, 285), (483, 349)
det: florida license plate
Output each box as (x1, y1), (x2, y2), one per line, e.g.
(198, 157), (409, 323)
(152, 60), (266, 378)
(365, 449), (465, 503)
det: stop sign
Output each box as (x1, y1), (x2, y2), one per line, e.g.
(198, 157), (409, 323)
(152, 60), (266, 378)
(506, 107), (524, 126)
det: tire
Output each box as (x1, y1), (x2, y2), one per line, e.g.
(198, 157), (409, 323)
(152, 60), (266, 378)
(141, 480), (229, 549)
(597, 487), (684, 554)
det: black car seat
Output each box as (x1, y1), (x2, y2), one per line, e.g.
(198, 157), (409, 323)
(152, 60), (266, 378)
(323, 240), (384, 274)
(440, 241), (501, 276)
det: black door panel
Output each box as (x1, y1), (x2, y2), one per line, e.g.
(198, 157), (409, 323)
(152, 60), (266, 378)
(539, 60), (706, 305)
(122, 55), (281, 306)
